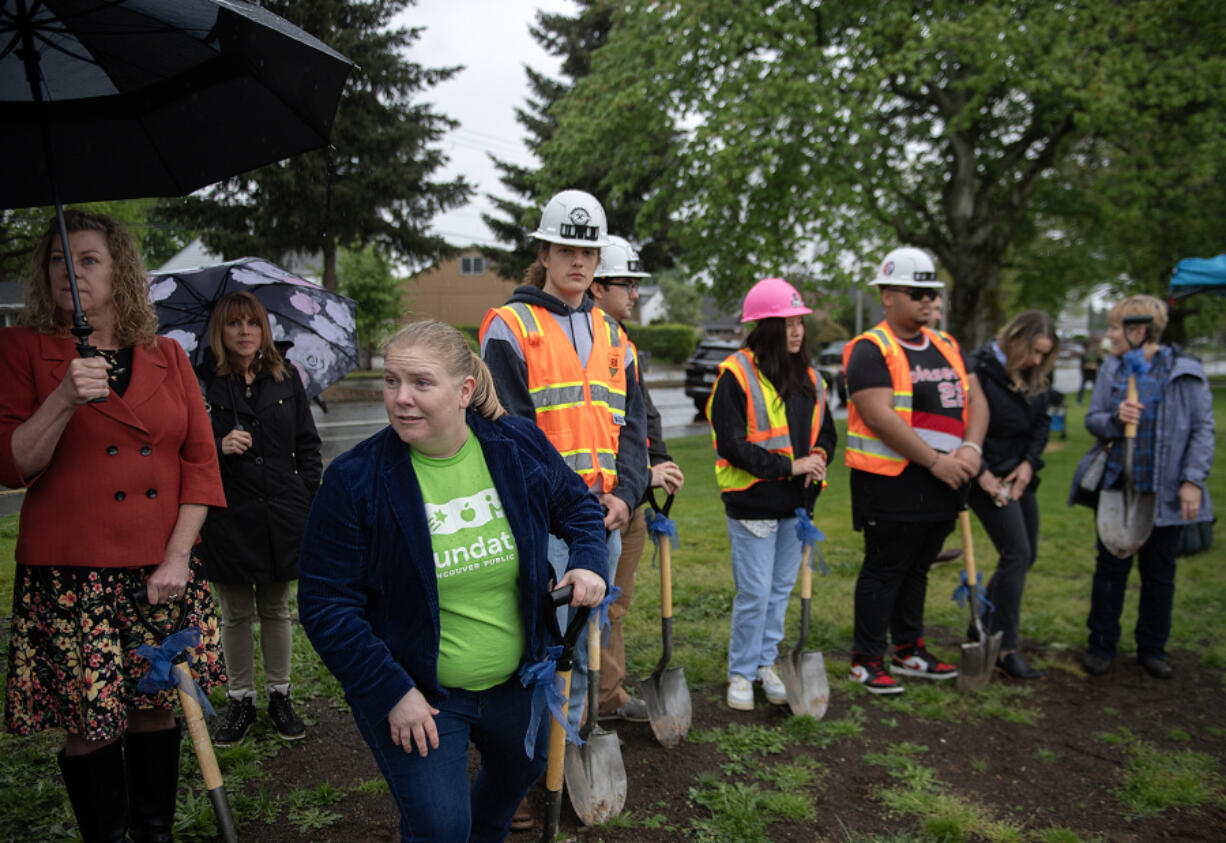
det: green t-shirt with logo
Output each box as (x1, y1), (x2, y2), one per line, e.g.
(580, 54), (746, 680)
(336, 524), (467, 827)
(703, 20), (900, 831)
(412, 430), (524, 690)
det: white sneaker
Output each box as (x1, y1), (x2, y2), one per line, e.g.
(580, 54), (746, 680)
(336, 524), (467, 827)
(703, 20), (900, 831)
(726, 674), (754, 711)
(757, 665), (788, 705)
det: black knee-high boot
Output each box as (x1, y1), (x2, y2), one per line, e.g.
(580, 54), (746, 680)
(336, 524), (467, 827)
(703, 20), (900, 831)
(124, 725), (181, 843)
(57, 741), (130, 843)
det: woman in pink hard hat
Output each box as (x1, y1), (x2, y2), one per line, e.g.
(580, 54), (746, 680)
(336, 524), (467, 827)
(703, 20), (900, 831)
(707, 278), (837, 711)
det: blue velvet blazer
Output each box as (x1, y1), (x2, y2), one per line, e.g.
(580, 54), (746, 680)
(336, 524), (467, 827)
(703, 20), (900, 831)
(298, 410), (607, 725)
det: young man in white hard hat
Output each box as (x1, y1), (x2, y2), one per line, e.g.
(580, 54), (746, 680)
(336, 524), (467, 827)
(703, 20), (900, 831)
(480, 192), (649, 731)
(842, 247), (988, 694)
(587, 236), (685, 722)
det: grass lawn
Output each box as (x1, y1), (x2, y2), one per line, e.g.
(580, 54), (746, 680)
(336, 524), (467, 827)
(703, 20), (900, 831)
(0, 387), (1222, 841)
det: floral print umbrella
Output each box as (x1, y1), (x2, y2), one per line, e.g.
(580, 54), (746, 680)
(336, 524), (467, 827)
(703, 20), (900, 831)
(150, 258), (358, 399)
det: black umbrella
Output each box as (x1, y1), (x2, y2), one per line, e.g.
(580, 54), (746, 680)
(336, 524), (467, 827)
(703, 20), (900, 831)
(0, 0), (353, 352)
(150, 257), (358, 400)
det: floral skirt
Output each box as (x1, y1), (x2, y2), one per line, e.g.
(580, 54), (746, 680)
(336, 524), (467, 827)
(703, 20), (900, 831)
(4, 557), (226, 742)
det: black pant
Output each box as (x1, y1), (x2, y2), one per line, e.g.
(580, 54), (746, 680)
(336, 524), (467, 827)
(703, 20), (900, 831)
(853, 518), (954, 657)
(1087, 525), (1180, 661)
(968, 484), (1039, 651)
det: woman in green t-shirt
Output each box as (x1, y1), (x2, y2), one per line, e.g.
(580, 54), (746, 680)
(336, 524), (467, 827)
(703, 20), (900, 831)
(299, 320), (608, 841)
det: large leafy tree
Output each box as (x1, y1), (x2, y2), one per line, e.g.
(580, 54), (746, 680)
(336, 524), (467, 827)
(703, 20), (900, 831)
(483, 1), (678, 283)
(160, 0), (470, 291)
(544, 0), (1226, 344)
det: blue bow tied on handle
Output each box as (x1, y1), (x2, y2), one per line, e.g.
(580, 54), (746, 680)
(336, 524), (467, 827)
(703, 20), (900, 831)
(951, 570), (995, 617)
(519, 649), (584, 759)
(644, 507), (679, 570)
(134, 627), (215, 717)
(596, 584), (622, 647)
(793, 507), (831, 575)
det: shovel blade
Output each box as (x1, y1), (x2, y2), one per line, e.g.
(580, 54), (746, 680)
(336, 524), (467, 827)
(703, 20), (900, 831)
(1096, 489), (1156, 558)
(642, 666), (692, 748)
(778, 650), (829, 719)
(956, 631), (1003, 693)
(564, 730), (627, 826)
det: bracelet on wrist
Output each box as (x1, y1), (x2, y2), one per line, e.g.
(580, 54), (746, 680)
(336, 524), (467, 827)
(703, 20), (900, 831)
(958, 440), (983, 456)
(928, 451), (941, 470)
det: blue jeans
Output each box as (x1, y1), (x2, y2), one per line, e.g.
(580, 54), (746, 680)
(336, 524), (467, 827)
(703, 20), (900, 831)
(726, 516), (803, 680)
(352, 677), (548, 842)
(1087, 525), (1180, 661)
(547, 529), (621, 732)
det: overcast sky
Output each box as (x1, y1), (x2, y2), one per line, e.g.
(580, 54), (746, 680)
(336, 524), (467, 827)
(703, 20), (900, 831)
(394, 0), (577, 248)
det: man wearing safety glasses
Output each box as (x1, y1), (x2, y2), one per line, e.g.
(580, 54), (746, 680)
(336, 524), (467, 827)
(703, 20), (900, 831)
(841, 247), (989, 695)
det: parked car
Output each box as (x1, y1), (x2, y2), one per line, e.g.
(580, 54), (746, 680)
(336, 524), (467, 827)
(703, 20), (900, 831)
(816, 340), (848, 405)
(683, 338), (741, 417)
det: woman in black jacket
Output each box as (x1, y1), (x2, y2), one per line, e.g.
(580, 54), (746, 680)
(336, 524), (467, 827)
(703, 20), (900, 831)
(197, 291), (323, 743)
(969, 310), (1059, 680)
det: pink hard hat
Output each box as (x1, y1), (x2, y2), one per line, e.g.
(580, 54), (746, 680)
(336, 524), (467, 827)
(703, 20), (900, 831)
(740, 277), (812, 323)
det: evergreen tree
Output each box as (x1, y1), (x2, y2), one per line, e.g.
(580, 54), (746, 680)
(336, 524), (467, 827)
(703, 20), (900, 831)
(482, 1), (677, 282)
(159, 0), (470, 291)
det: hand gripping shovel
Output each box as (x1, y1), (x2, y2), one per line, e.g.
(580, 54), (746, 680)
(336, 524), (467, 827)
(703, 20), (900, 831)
(1097, 318), (1157, 558)
(955, 511), (1002, 693)
(128, 588), (238, 843)
(541, 586), (589, 843)
(777, 548), (830, 718)
(641, 490), (692, 747)
(564, 615), (628, 825)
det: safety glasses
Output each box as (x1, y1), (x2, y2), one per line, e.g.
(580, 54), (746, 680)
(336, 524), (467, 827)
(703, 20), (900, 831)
(886, 286), (939, 302)
(601, 280), (640, 292)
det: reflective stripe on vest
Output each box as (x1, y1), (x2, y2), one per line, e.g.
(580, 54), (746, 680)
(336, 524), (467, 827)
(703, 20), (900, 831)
(479, 301), (628, 492)
(842, 321), (969, 476)
(710, 349), (825, 493)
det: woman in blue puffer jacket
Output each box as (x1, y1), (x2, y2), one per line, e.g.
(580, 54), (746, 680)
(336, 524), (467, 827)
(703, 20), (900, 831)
(1069, 295), (1214, 681)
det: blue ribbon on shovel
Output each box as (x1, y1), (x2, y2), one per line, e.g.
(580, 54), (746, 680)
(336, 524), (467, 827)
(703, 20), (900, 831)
(644, 506), (679, 570)
(596, 584), (622, 647)
(951, 570), (995, 617)
(134, 627), (215, 717)
(793, 507), (831, 575)
(519, 649), (584, 758)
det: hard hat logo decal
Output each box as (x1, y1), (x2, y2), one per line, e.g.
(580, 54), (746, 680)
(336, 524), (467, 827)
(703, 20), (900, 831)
(791, 293), (803, 307)
(883, 260), (896, 276)
(569, 208), (591, 226)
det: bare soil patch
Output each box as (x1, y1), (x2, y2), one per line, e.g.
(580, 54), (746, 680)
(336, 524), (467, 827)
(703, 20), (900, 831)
(242, 635), (1226, 841)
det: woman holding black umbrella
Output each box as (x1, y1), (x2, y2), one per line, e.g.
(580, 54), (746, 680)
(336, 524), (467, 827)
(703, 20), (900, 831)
(196, 291), (322, 745)
(0, 209), (226, 841)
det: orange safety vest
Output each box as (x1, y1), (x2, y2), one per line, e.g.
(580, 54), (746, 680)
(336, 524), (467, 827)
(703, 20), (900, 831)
(842, 321), (969, 476)
(709, 349), (825, 493)
(479, 301), (627, 492)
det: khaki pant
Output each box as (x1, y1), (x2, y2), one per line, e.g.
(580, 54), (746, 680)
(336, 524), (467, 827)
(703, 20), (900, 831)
(599, 506), (648, 713)
(213, 580), (294, 698)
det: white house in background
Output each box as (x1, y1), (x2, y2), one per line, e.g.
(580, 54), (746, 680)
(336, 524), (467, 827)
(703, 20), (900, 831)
(0, 281), (23, 327)
(156, 238), (322, 283)
(634, 283), (666, 324)
(1057, 283), (1114, 339)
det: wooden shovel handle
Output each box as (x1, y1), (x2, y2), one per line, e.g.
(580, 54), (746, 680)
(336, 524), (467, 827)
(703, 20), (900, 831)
(958, 510), (977, 586)
(659, 538), (673, 620)
(587, 614), (600, 671)
(544, 670), (572, 791)
(1124, 375), (1138, 439)
(799, 544), (812, 600)
(172, 662), (224, 791)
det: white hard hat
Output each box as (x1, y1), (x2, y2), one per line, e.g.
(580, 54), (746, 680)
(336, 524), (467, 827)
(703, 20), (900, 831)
(530, 189), (612, 247)
(594, 235), (650, 279)
(869, 247), (942, 288)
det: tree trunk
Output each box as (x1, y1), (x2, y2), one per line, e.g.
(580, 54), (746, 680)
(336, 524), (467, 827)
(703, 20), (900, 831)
(947, 258), (1004, 349)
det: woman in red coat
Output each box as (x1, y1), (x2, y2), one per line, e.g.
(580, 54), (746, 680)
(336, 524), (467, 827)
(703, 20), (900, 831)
(0, 210), (226, 842)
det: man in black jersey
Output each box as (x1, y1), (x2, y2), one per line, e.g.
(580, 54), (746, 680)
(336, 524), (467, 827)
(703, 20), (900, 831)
(842, 247), (989, 694)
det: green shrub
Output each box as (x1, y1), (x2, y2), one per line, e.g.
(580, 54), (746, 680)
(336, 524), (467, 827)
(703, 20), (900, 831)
(625, 323), (698, 364)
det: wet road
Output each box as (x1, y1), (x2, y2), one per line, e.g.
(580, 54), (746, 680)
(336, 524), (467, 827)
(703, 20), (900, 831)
(0, 361), (1204, 517)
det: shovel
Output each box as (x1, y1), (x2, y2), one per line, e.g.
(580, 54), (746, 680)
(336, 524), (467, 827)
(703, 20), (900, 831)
(777, 543), (829, 718)
(564, 615), (627, 825)
(641, 491), (692, 748)
(129, 588), (238, 843)
(955, 511), (1003, 693)
(1096, 373), (1156, 558)
(541, 586), (589, 843)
